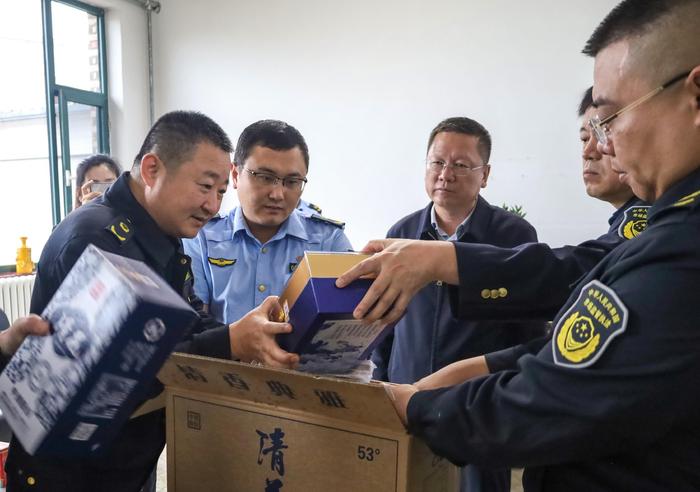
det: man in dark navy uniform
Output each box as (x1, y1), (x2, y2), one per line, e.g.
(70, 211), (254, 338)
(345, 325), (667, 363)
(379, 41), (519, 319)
(371, 117), (541, 492)
(339, 1), (700, 489)
(5, 111), (299, 492)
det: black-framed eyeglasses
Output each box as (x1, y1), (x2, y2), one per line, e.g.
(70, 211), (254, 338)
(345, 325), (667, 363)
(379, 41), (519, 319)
(243, 167), (308, 192)
(426, 160), (487, 176)
(589, 70), (690, 146)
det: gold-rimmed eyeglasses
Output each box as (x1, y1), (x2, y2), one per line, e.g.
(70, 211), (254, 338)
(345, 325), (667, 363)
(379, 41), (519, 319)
(589, 70), (690, 146)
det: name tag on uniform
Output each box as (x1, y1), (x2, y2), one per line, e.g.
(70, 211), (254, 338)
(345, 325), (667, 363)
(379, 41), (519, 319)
(553, 280), (628, 368)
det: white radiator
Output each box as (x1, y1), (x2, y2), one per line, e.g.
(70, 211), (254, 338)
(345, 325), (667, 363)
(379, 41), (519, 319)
(0, 274), (36, 323)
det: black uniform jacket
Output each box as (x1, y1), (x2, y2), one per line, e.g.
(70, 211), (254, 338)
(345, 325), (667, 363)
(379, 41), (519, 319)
(6, 172), (230, 492)
(407, 169), (700, 491)
(448, 197), (648, 322)
(485, 197), (647, 373)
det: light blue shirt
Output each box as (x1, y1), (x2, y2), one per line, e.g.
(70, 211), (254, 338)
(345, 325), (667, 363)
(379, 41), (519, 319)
(430, 204), (473, 241)
(184, 206), (353, 324)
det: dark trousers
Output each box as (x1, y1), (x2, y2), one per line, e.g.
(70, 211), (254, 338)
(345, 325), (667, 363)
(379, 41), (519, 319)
(462, 465), (511, 492)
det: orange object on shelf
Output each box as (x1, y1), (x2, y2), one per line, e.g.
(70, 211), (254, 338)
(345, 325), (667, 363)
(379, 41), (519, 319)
(15, 236), (34, 275)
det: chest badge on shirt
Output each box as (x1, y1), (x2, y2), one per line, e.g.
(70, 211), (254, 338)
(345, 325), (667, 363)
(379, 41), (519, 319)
(618, 205), (649, 240)
(208, 257), (236, 267)
(553, 280), (628, 368)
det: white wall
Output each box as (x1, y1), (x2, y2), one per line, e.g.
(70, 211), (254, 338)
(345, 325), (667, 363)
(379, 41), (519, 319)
(150, 0), (619, 248)
(93, 0), (151, 169)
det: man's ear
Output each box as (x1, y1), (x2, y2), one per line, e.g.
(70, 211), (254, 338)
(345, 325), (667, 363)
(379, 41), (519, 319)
(481, 164), (491, 188)
(690, 66), (700, 126)
(231, 164), (240, 189)
(140, 153), (163, 188)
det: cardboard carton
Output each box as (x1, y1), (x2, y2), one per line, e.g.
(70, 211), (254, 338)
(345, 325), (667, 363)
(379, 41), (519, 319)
(278, 252), (395, 374)
(159, 353), (459, 491)
(0, 244), (198, 456)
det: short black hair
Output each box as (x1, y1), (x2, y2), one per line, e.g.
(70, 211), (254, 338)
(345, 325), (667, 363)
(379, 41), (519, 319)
(74, 154), (121, 208)
(583, 0), (686, 57)
(427, 117), (492, 164)
(133, 110), (232, 170)
(233, 120), (309, 169)
(578, 87), (594, 117)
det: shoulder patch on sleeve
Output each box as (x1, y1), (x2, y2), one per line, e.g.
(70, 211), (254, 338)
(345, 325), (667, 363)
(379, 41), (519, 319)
(553, 280), (628, 368)
(310, 213), (345, 229)
(105, 217), (133, 244)
(306, 202), (322, 214)
(208, 257), (236, 267)
(618, 205), (649, 240)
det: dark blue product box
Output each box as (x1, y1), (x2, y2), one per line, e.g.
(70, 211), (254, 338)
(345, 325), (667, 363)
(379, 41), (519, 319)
(277, 252), (396, 374)
(0, 244), (197, 456)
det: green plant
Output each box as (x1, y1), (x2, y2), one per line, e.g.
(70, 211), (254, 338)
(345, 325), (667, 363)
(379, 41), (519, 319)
(502, 203), (527, 218)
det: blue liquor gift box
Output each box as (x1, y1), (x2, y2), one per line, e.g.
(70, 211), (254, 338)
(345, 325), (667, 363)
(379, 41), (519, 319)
(277, 252), (396, 374)
(0, 244), (198, 456)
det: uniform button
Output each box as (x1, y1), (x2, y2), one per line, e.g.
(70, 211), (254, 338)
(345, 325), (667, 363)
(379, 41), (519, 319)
(27, 476), (36, 485)
(180, 258), (188, 265)
(436, 280), (443, 286)
(498, 287), (508, 298)
(258, 284), (266, 293)
(490, 289), (499, 299)
(481, 289), (491, 299)
(261, 247), (268, 254)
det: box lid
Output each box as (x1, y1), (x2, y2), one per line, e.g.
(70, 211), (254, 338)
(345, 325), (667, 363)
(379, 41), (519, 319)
(158, 353), (405, 432)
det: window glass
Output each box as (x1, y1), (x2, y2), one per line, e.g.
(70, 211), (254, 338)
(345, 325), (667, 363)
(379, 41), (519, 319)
(0, 0), (52, 267)
(52, 1), (101, 92)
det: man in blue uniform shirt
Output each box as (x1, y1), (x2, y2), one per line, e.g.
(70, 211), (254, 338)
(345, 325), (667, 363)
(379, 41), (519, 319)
(371, 117), (542, 492)
(340, 1), (700, 489)
(184, 120), (352, 324)
(5, 111), (299, 492)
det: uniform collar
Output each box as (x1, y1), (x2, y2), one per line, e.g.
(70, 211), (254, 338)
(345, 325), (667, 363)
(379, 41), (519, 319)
(608, 196), (644, 228)
(103, 172), (180, 269)
(231, 206), (309, 244)
(648, 166), (700, 223)
(284, 210), (310, 241)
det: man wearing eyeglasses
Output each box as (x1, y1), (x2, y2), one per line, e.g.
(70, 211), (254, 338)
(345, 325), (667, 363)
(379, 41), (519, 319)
(372, 117), (543, 492)
(340, 1), (700, 489)
(184, 120), (352, 325)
